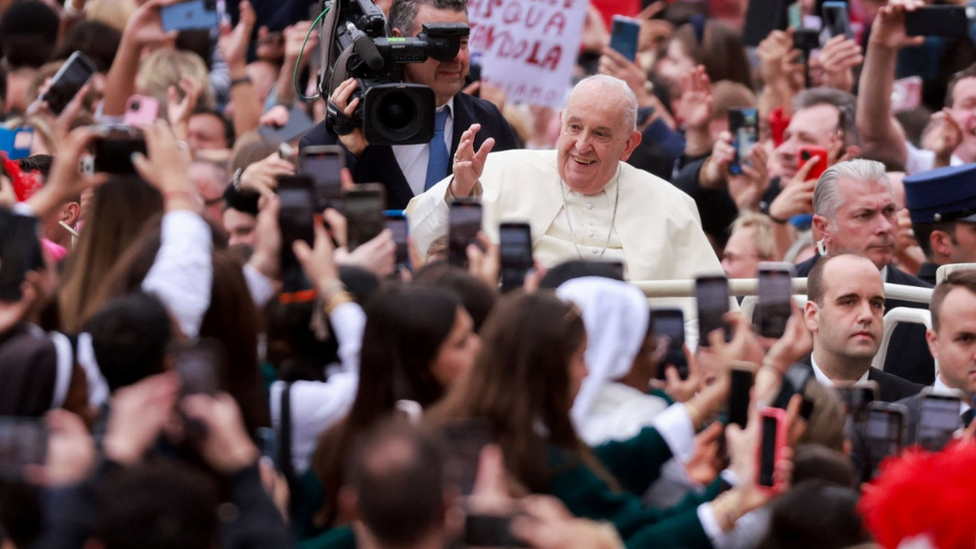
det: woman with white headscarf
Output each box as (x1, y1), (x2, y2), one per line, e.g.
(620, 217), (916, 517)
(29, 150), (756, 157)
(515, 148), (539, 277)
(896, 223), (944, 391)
(556, 276), (670, 446)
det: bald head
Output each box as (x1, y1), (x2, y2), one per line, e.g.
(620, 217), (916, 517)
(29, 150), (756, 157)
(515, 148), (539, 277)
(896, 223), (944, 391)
(571, 75), (638, 132)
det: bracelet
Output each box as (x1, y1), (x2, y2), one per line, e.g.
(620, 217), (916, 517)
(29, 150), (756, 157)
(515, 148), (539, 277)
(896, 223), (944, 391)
(319, 279), (345, 301)
(324, 291), (355, 316)
(230, 75), (252, 88)
(231, 167), (245, 192)
(768, 213), (789, 225)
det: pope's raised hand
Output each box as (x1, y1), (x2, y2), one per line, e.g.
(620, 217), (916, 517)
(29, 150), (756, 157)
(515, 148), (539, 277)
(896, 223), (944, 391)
(450, 123), (494, 198)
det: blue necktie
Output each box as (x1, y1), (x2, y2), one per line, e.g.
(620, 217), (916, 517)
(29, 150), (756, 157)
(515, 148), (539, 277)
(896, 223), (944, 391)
(425, 109), (450, 190)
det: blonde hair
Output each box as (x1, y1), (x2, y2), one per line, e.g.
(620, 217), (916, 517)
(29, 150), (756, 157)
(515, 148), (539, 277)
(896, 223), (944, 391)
(730, 211), (776, 260)
(86, 0), (137, 32)
(136, 49), (214, 115)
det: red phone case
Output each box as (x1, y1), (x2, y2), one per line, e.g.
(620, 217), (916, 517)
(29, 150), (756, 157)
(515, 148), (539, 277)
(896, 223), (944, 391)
(756, 406), (788, 495)
(798, 146), (828, 181)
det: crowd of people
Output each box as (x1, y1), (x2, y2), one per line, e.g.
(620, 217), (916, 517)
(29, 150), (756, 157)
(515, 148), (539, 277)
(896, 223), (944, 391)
(3, 0), (976, 547)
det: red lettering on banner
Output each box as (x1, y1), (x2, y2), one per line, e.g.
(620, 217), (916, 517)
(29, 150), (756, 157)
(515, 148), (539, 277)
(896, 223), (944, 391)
(543, 12), (566, 35)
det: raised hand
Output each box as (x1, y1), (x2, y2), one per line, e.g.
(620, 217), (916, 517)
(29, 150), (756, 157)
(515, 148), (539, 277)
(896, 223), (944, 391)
(218, 0), (256, 71)
(729, 144), (770, 211)
(816, 36), (863, 92)
(450, 123), (494, 197)
(922, 108), (964, 167)
(329, 78), (369, 156)
(678, 66), (713, 130)
(870, 0), (926, 50)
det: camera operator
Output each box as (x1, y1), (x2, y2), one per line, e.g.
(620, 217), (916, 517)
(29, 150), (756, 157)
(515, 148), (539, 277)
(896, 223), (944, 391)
(300, 0), (519, 210)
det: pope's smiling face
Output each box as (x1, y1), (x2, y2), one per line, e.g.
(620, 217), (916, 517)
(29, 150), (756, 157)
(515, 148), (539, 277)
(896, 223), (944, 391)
(556, 79), (642, 195)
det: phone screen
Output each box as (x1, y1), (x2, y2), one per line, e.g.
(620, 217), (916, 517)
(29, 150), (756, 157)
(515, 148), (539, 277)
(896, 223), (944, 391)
(0, 418), (47, 480)
(729, 369), (754, 429)
(864, 406), (904, 477)
(759, 415), (779, 487)
(43, 52), (96, 115)
(449, 202), (483, 268)
(301, 151), (343, 212)
(695, 276), (731, 346)
(499, 223), (533, 291)
(93, 132), (147, 175)
(345, 188), (386, 251)
(918, 395), (962, 452)
(609, 16), (640, 62)
(652, 308), (687, 378)
(728, 108), (759, 175)
(758, 268), (793, 339)
(173, 339), (224, 395)
(384, 213), (409, 267)
(0, 212), (42, 303)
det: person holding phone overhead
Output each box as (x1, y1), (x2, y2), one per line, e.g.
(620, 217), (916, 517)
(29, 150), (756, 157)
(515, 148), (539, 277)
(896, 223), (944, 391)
(300, 0), (520, 210)
(408, 75), (724, 319)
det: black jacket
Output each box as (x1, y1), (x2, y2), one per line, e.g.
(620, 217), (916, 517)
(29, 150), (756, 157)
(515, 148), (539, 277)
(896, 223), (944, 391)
(795, 254), (936, 385)
(868, 367), (926, 403)
(300, 92), (520, 210)
(916, 261), (939, 286)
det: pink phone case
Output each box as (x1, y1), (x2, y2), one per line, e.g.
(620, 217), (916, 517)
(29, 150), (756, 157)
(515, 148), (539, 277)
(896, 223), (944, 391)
(123, 95), (160, 126)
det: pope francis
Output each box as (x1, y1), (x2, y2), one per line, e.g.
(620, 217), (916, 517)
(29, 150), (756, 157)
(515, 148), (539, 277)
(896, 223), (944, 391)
(406, 75), (723, 297)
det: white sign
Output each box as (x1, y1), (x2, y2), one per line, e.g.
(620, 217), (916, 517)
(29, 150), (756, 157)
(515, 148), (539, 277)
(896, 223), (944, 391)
(467, 0), (587, 107)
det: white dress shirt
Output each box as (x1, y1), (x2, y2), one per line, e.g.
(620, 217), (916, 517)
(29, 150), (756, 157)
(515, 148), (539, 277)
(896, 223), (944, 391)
(810, 354), (870, 386)
(933, 375), (972, 415)
(392, 99), (455, 196)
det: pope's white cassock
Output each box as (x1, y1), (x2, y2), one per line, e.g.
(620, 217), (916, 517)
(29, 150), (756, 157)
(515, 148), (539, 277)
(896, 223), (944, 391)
(406, 149), (729, 322)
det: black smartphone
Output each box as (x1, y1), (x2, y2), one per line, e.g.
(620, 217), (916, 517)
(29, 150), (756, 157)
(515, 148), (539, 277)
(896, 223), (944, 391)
(277, 174), (316, 292)
(822, 1), (853, 39)
(757, 262), (795, 339)
(905, 6), (970, 37)
(499, 222), (533, 293)
(40, 51), (97, 115)
(917, 390), (963, 452)
(0, 211), (42, 303)
(344, 184), (386, 251)
(792, 28), (821, 51)
(92, 126), (147, 175)
(651, 308), (687, 379)
(257, 105), (317, 144)
(448, 200), (483, 268)
(695, 275), (731, 346)
(464, 514), (528, 548)
(863, 402), (907, 478)
(758, 407), (787, 492)
(835, 381), (879, 426)
(729, 367), (754, 429)
(728, 108), (759, 175)
(299, 145), (344, 212)
(609, 15), (641, 62)
(440, 417), (490, 496)
(384, 210), (409, 270)
(172, 338), (224, 395)
(0, 418), (48, 481)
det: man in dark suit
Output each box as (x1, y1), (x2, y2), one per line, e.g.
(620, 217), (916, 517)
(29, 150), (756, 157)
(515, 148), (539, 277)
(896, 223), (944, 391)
(803, 251), (923, 403)
(896, 271), (976, 444)
(301, 0), (520, 210)
(796, 159), (935, 386)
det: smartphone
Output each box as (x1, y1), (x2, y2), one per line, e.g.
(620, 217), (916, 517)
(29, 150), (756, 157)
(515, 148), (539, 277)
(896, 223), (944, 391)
(464, 514), (528, 548)
(256, 427), (277, 468)
(798, 146), (828, 182)
(277, 175), (316, 291)
(172, 338), (224, 395)
(835, 381), (879, 425)
(344, 184), (386, 251)
(0, 418), (48, 481)
(917, 390), (963, 452)
(822, 1), (853, 39)
(160, 0), (220, 32)
(499, 222), (533, 293)
(792, 28), (821, 51)
(40, 51), (97, 115)
(757, 407), (788, 493)
(863, 402), (907, 478)
(652, 308), (686, 379)
(384, 210), (410, 270)
(757, 262), (795, 339)
(440, 418), (491, 496)
(0, 127), (35, 160)
(728, 108), (759, 175)
(92, 125), (147, 175)
(299, 145), (344, 212)
(448, 200), (483, 268)
(695, 275), (731, 346)
(123, 95), (160, 126)
(891, 76), (923, 113)
(610, 15), (641, 62)
(0, 211), (43, 303)
(905, 6), (970, 37)
(729, 367), (754, 429)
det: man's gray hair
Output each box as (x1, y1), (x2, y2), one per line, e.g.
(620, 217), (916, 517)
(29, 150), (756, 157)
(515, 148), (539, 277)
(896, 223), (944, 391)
(813, 159), (891, 221)
(389, 0), (467, 36)
(792, 87), (859, 147)
(573, 75), (638, 131)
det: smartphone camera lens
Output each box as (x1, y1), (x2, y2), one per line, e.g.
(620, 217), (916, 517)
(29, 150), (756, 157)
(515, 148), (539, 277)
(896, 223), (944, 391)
(131, 101), (141, 111)
(801, 151), (810, 160)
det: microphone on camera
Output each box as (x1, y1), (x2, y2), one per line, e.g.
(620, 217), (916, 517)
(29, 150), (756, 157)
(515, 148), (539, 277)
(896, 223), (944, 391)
(347, 23), (384, 71)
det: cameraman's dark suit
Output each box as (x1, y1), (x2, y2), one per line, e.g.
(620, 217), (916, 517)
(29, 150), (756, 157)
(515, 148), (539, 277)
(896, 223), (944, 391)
(796, 254), (936, 386)
(301, 93), (520, 210)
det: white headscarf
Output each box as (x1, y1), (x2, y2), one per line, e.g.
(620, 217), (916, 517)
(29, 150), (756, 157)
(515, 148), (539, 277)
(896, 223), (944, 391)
(556, 276), (650, 429)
